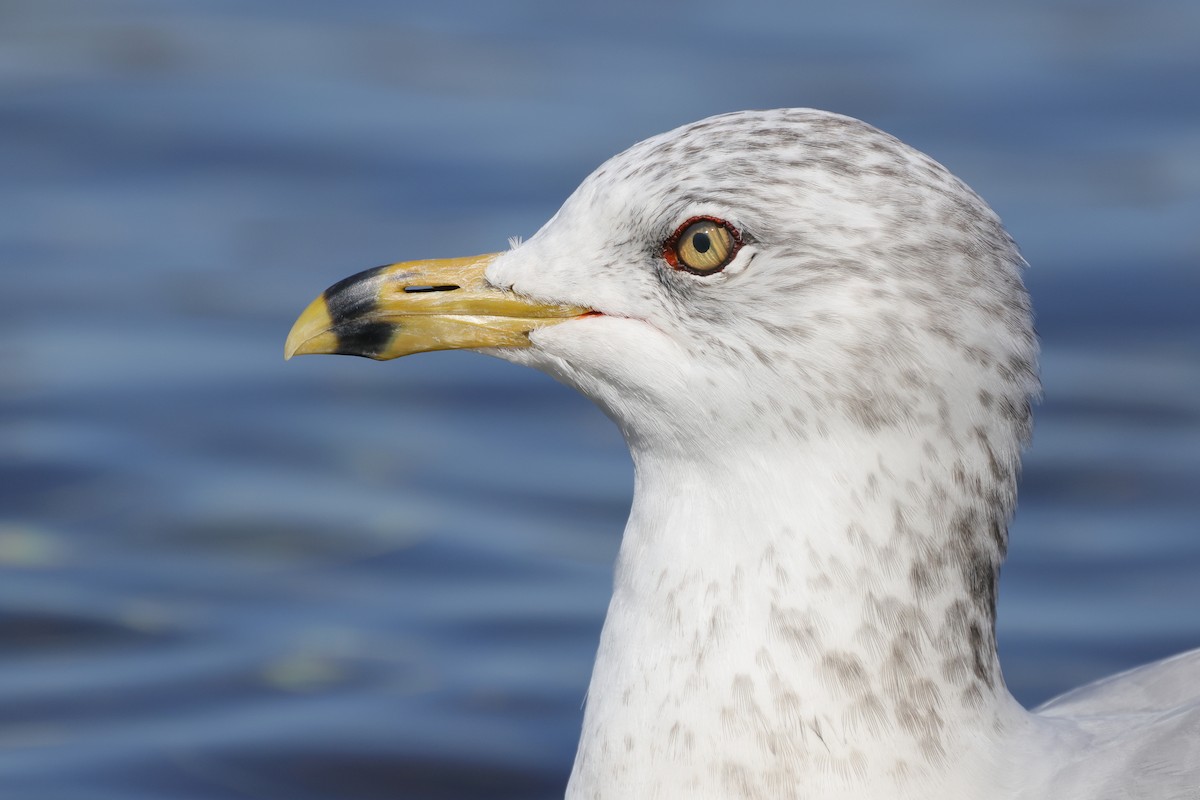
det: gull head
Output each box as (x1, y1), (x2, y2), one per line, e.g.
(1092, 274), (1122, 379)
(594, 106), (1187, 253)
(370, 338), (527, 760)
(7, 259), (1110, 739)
(288, 108), (1038, 464)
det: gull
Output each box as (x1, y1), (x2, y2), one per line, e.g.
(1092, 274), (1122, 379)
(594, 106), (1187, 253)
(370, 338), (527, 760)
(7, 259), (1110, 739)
(285, 109), (1200, 799)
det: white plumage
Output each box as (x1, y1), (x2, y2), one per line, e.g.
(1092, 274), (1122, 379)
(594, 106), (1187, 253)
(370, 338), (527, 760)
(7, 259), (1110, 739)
(485, 110), (1200, 799)
(294, 108), (1200, 798)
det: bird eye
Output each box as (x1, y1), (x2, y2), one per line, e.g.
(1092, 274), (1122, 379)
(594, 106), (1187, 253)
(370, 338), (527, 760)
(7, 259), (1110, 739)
(663, 217), (741, 275)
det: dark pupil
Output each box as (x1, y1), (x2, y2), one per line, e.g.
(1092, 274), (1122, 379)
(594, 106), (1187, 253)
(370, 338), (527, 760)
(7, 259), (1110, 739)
(691, 231), (711, 253)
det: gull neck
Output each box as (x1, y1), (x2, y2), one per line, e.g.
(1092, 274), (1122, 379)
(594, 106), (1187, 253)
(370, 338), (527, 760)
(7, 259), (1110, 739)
(567, 427), (1027, 799)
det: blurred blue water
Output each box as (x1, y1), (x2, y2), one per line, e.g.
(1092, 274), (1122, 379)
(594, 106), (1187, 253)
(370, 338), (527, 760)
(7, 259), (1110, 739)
(2, 1), (1199, 798)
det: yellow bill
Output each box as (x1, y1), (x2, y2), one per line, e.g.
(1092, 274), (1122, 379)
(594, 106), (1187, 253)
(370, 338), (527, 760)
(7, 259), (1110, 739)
(285, 253), (589, 361)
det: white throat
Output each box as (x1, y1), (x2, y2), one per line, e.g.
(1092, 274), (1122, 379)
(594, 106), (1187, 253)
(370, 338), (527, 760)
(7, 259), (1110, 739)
(566, 426), (1029, 799)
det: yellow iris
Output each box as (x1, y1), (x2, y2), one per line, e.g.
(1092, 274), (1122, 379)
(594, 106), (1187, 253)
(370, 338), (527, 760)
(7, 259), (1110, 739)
(673, 219), (735, 273)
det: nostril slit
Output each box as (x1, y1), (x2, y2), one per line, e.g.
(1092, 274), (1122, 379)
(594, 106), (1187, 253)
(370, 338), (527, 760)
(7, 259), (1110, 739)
(403, 284), (460, 293)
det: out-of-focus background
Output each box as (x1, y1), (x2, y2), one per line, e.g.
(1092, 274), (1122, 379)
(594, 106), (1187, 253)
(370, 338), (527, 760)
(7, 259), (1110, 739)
(2, 1), (1198, 798)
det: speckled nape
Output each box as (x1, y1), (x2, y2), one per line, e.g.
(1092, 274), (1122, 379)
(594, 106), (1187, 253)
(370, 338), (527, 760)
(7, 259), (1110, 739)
(477, 110), (1200, 799)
